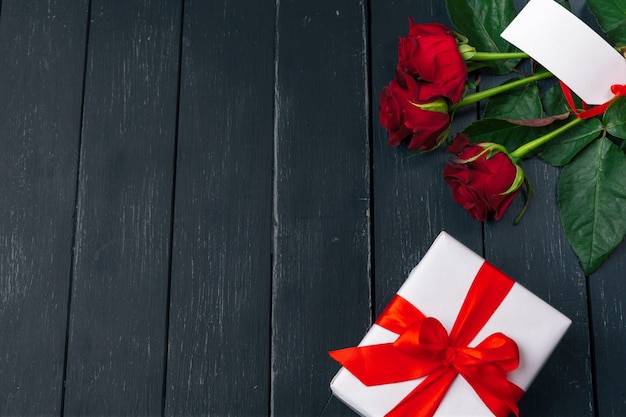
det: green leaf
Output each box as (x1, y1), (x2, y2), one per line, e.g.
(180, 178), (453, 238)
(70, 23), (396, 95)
(604, 96), (626, 139)
(538, 118), (604, 166)
(464, 118), (551, 152)
(483, 78), (543, 120)
(541, 82), (587, 116)
(558, 136), (626, 275)
(445, 0), (520, 74)
(541, 84), (564, 116)
(586, 0), (626, 45)
(542, 83), (570, 116)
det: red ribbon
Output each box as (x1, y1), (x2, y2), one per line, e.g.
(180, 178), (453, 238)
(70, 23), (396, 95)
(329, 262), (524, 417)
(560, 81), (626, 119)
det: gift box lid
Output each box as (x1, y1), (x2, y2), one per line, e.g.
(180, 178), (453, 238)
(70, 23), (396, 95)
(330, 231), (572, 417)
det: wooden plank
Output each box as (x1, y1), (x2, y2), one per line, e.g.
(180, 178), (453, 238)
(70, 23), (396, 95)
(272, 1), (371, 415)
(356, 0), (482, 415)
(62, 0), (182, 414)
(369, 0), (482, 313)
(163, 0), (275, 415)
(588, 244), (626, 416)
(484, 161), (594, 415)
(371, 0), (593, 416)
(564, 0), (626, 414)
(0, 0), (89, 414)
(483, 1), (594, 415)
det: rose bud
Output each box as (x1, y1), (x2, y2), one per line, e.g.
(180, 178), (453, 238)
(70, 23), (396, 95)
(443, 133), (524, 222)
(397, 19), (468, 104)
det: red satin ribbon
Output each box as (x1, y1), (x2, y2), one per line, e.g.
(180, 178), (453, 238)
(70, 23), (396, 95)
(329, 262), (524, 417)
(560, 81), (626, 119)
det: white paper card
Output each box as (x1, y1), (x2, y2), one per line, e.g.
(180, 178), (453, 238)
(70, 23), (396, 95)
(501, 0), (626, 104)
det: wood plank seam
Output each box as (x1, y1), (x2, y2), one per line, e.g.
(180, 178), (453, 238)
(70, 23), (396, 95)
(59, 1), (93, 415)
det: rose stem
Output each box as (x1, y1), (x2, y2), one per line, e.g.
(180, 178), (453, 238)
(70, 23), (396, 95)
(451, 71), (553, 110)
(470, 51), (529, 61)
(509, 117), (584, 161)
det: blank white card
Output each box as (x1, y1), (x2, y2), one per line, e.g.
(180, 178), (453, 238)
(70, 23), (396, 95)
(501, 0), (626, 104)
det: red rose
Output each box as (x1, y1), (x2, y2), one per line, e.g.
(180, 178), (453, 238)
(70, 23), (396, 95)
(397, 19), (467, 103)
(443, 133), (524, 221)
(379, 70), (451, 151)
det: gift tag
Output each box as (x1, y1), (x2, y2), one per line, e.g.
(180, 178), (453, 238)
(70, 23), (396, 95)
(501, 0), (626, 104)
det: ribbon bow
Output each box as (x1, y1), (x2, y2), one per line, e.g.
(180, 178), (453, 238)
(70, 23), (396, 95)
(560, 81), (626, 119)
(330, 262), (524, 417)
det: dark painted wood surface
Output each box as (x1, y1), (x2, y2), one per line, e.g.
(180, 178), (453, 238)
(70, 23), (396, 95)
(0, 1), (89, 415)
(165, 0), (274, 415)
(63, 0), (182, 415)
(273, 2), (370, 416)
(0, 0), (623, 416)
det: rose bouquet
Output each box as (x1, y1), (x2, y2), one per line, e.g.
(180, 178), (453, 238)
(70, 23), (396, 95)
(380, 0), (626, 275)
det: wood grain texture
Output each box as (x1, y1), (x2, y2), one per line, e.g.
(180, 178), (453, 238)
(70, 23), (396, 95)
(472, 1), (595, 413)
(588, 243), (626, 416)
(477, 3), (595, 411)
(164, 0), (275, 415)
(0, 0), (89, 415)
(565, 0), (626, 415)
(484, 160), (594, 416)
(63, 0), (182, 415)
(272, 1), (371, 415)
(1, 0), (625, 415)
(372, 0), (593, 415)
(370, 0), (482, 315)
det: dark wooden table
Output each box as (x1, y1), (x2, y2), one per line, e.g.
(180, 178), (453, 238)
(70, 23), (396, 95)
(1, 0), (624, 416)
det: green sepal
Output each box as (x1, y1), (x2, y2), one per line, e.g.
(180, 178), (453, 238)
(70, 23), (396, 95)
(513, 176), (534, 226)
(500, 164), (525, 196)
(452, 142), (508, 164)
(410, 99), (449, 113)
(458, 44), (477, 61)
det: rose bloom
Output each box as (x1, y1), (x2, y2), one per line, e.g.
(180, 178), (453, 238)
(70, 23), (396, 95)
(443, 133), (523, 222)
(397, 19), (467, 104)
(379, 70), (451, 151)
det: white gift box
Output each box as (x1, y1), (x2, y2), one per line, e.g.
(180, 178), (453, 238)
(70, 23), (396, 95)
(330, 231), (571, 417)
